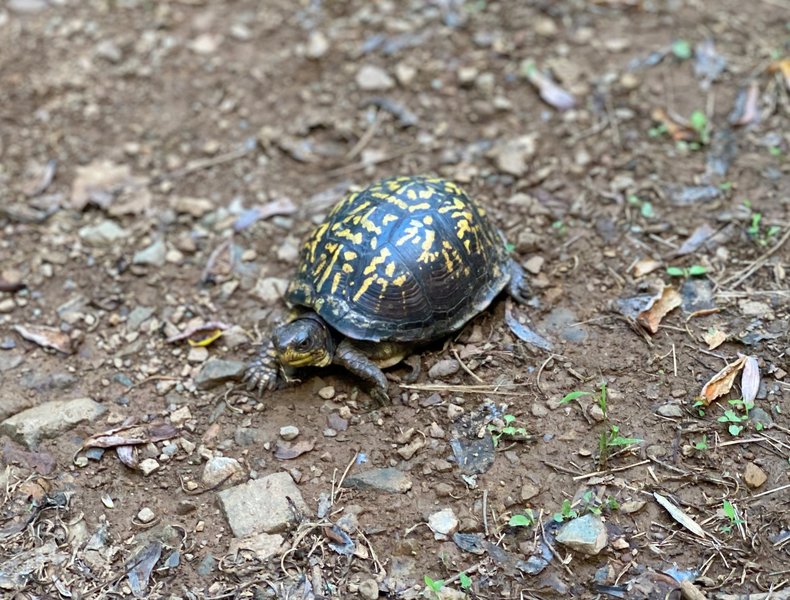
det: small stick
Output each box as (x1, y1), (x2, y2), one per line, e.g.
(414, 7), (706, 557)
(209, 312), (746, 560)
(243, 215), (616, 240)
(722, 227), (790, 288)
(482, 490), (489, 536)
(333, 450), (359, 505)
(452, 348), (484, 383)
(744, 482), (790, 502)
(672, 343), (678, 377)
(572, 459), (651, 481)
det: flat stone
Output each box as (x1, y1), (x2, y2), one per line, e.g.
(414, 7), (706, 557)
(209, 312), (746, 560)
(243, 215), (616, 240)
(523, 255), (545, 275)
(428, 508), (458, 540)
(0, 398), (106, 447)
(318, 385), (335, 400)
(428, 359), (460, 379)
(306, 31), (329, 59)
(169, 405), (192, 425)
(490, 134), (537, 176)
(127, 306), (155, 330)
(744, 462), (767, 489)
(252, 276), (289, 305)
(356, 64), (395, 91)
(521, 482), (540, 501)
(218, 472), (310, 537)
(358, 578), (380, 600)
(0, 352), (23, 372)
(228, 532), (286, 561)
(343, 467), (412, 494)
(137, 507), (155, 523)
(657, 403), (684, 418)
(556, 513), (608, 556)
(202, 456), (243, 487)
(174, 196), (213, 217)
(133, 239), (167, 267)
(187, 346), (209, 363)
(139, 458), (160, 476)
(78, 220), (129, 246)
(195, 359), (245, 389)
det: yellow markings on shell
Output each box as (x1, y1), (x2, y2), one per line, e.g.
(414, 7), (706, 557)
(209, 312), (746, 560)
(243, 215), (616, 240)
(407, 202), (431, 212)
(343, 250), (357, 261)
(385, 261), (396, 277)
(396, 222), (421, 246)
(407, 189), (417, 200)
(341, 200), (371, 219)
(335, 229), (363, 244)
(456, 219), (471, 239)
(442, 248), (455, 272)
(353, 275), (376, 302)
(417, 229), (437, 263)
(392, 274), (408, 286)
(342, 263), (354, 274)
(370, 237), (378, 250)
(464, 239), (471, 252)
(382, 213), (399, 225)
(418, 188), (434, 199)
(423, 215), (433, 225)
(331, 271), (343, 294)
(363, 247), (392, 275)
(437, 196), (467, 214)
(316, 244), (342, 291)
(360, 207), (382, 234)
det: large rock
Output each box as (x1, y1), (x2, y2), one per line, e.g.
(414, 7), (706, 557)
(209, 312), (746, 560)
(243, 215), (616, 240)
(343, 467), (412, 494)
(218, 472), (310, 537)
(0, 398), (106, 447)
(195, 359), (246, 389)
(556, 513), (608, 556)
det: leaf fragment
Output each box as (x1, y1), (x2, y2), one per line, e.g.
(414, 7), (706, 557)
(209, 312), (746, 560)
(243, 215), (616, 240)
(653, 493), (706, 538)
(699, 355), (747, 406)
(521, 61), (576, 111)
(632, 258), (662, 277)
(740, 354), (760, 405)
(636, 286), (682, 334)
(703, 328), (727, 350)
(12, 324), (74, 354)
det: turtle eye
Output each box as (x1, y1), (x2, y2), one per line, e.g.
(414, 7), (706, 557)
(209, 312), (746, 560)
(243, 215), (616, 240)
(297, 338), (311, 351)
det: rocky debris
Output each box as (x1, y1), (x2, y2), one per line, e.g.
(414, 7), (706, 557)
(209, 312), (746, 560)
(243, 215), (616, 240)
(252, 276), (289, 304)
(343, 467), (412, 493)
(428, 359), (460, 379)
(279, 425), (300, 441)
(139, 458), (160, 476)
(202, 456), (244, 487)
(0, 397), (106, 447)
(133, 238), (167, 267)
(127, 306), (155, 330)
(173, 196), (213, 217)
(318, 385), (335, 399)
(136, 507), (156, 523)
(306, 31), (329, 59)
(357, 578), (379, 600)
(228, 532), (286, 561)
(218, 472), (310, 537)
(428, 508), (459, 540)
(489, 134), (537, 176)
(356, 65), (395, 91)
(556, 513), (608, 555)
(521, 482), (540, 501)
(744, 463), (767, 489)
(195, 359), (246, 389)
(78, 220), (129, 246)
(0, 540), (68, 591)
(657, 402), (684, 418)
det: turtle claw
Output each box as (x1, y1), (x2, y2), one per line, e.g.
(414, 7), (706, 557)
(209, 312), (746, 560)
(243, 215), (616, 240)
(507, 259), (530, 305)
(369, 386), (391, 407)
(244, 341), (279, 396)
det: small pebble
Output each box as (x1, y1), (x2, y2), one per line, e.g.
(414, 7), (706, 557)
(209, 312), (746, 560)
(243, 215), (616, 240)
(358, 579), (379, 600)
(446, 404), (464, 420)
(139, 458), (160, 476)
(318, 385), (336, 400)
(137, 507), (156, 523)
(428, 359), (460, 379)
(279, 425), (300, 441)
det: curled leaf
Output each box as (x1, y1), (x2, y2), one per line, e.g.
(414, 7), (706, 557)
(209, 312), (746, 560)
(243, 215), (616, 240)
(274, 439), (315, 460)
(13, 324), (74, 354)
(699, 355), (747, 406)
(521, 61), (576, 111)
(703, 328), (726, 350)
(636, 286), (681, 334)
(653, 493), (706, 539)
(740, 354), (760, 406)
(166, 321), (231, 345)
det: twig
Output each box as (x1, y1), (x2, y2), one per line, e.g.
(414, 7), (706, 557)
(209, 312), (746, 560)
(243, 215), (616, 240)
(452, 348), (484, 383)
(345, 112), (380, 160)
(572, 459), (651, 481)
(482, 490), (489, 536)
(332, 450), (359, 505)
(721, 227), (790, 288)
(744, 483), (790, 502)
(158, 145), (254, 181)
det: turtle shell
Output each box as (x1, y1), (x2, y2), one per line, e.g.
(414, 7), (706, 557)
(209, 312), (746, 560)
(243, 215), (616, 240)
(286, 176), (511, 342)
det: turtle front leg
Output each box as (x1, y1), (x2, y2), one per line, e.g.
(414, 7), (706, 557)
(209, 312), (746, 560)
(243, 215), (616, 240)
(244, 340), (280, 395)
(507, 258), (530, 304)
(333, 339), (390, 405)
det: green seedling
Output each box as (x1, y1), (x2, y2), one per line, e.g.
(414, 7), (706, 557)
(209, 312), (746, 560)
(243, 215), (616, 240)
(666, 265), (707, 278)
(719, 181), (734, 191)
(509, 508), (536, 528)
(769, 146), (782, 156)
(560, 390), (591, 405)
(598, 383), (608, 419)
(693, 400), (706, 417)
(553, 499), (578, 523)
(747, 212), (782, 246)
(717, 409), (746, 436)
(599, 425), (642, 468)
(551, 220), (567, 236)
(490, 414), (528, 446)
(671, 39), (692, 60)
(627, 194), (654, 218)
(424, 576), (444, 596)
(720, 500), (744, 534)
(648, 122), (669, 138)
(748, 212), (762, 237)
(459, 572), (472, 591)
(689, 110), (710, 145)
(693, 435), (709, 451)
(505, 242), (516, 253)
(606, 496), (620, 511)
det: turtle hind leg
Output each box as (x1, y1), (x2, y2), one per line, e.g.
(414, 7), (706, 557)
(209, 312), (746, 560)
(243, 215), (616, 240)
(333, 339), (390, 405)
(507, 258), (530, 304)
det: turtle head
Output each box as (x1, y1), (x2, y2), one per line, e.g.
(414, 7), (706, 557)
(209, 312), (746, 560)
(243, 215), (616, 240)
(273, 316), (334, 369)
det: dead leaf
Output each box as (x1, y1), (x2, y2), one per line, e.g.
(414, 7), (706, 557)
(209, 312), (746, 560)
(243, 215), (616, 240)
(521, 62), (576, 111)
(82, 421), (179, 451)
(274, 439), (315, 460)
(768, 58), (790, 90)
(699, 355), (747, 406)
(71, 160), (149, 213)
(632, 258), (662, 277)
(232, 197), (299, 232)
(650, 108), (695, 141)
(653, 492), (706, 538)
(166, 321), (231, 344)
(13, 323), (74, 354)
(729, 81), (760, 126)
(22, 160), (57, 197)
(504, 299), (553, 351)
(675, 223), (715, 256)
(703, 328), (727, 350)
(636, 286), (681, 333)
(740, 354), (760, 406)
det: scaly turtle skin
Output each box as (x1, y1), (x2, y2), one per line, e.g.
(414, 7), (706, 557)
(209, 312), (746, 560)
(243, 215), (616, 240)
(244, 176), (529, 403)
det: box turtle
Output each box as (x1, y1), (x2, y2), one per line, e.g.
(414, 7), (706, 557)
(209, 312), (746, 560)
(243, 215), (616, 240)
(244, 175), (529, 403)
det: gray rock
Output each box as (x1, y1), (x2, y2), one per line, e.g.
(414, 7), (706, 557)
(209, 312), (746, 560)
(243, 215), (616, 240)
(218, 472), (310, 537)
(343, 467), (412, 494)
(0, 397), (106, 447)
(137, 507), (156, 523)
(556, 513), (608, 555)
(0, 352), (23, 372)
(127, 306), (155, 330)
(428, 359), (460, 379)
(202, 456), (243, 487)
(306, 31), (329, 59)
(750, 407), (774, 428)
(279, 425), (299, 441)
(95, 39), (122, 63)
(20, 371), (77, 392)
(196, 554), (217, 576)
(139, 458), (160, 476)
(228, 532), (286, 561)
(356, 65), (395, 91)
(428, 508), (459, 540)
(358, 578), (379, 600)
(133, 239), (167, 267)
(195, 359), (246, 389)
(252, 276), (289, 305)
(490, 134), (537, 176)
(0, 336), (16, 349)
(173, 196), (213, 217)
(657, 403), (683, 418)
(78, 220), (129, 246)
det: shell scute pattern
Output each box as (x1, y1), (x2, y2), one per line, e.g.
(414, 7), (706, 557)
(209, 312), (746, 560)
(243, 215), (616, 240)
(286, 176), (510, 342)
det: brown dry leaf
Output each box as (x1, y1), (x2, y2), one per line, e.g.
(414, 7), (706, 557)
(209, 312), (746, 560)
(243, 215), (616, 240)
(274, 439), (315, 460)
(768, 58), (790, 90)
(741, 355), (760, 406)
(632, 258), (662, 278)
(699, 355), (747, 406)
(650, 108), (695, 141)
(82, 421), (179, 450)
(71, 160), (149, 212)
(653, 493), (706, 539)
(703, 328), (727, 350)
(166, 320), (231, 344)
(12, 323), (73, 354)
(636, 286), (681, 333)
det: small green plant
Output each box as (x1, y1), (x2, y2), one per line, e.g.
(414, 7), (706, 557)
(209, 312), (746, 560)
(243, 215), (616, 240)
(719, 181), (734, 191)
(490, 414), (528, 446)
(599, 425), (642, 468)
(720, 500), (744, 534)
(424, 575), (444, 596)
(459, 572), (472, 591)
(693, 434), (709, 451)
(509, 508), (536, 528)
(718, 409), (746, 436)
(551, 220), (567, 236)
(671, 39), (692, 60)
(748, 212), (762, 237)
(505, 242), (516, 253)
(746, 211), (781, 246)
(648, 122), (669, 138)
(667, 265), (707, 278)
(627, 194), (655, 218)
(605, 496), (620, 511)
(689, 110), (710, 145)
(769, 146), (782, 157)
(693, 400), (706, 417)
(559, 390), (591, 405)
(553, 499), (578, 523)
(598, 383), (608, 419)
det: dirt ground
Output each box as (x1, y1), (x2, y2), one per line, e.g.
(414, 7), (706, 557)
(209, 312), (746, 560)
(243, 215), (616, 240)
(1, 0), (788, 598)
